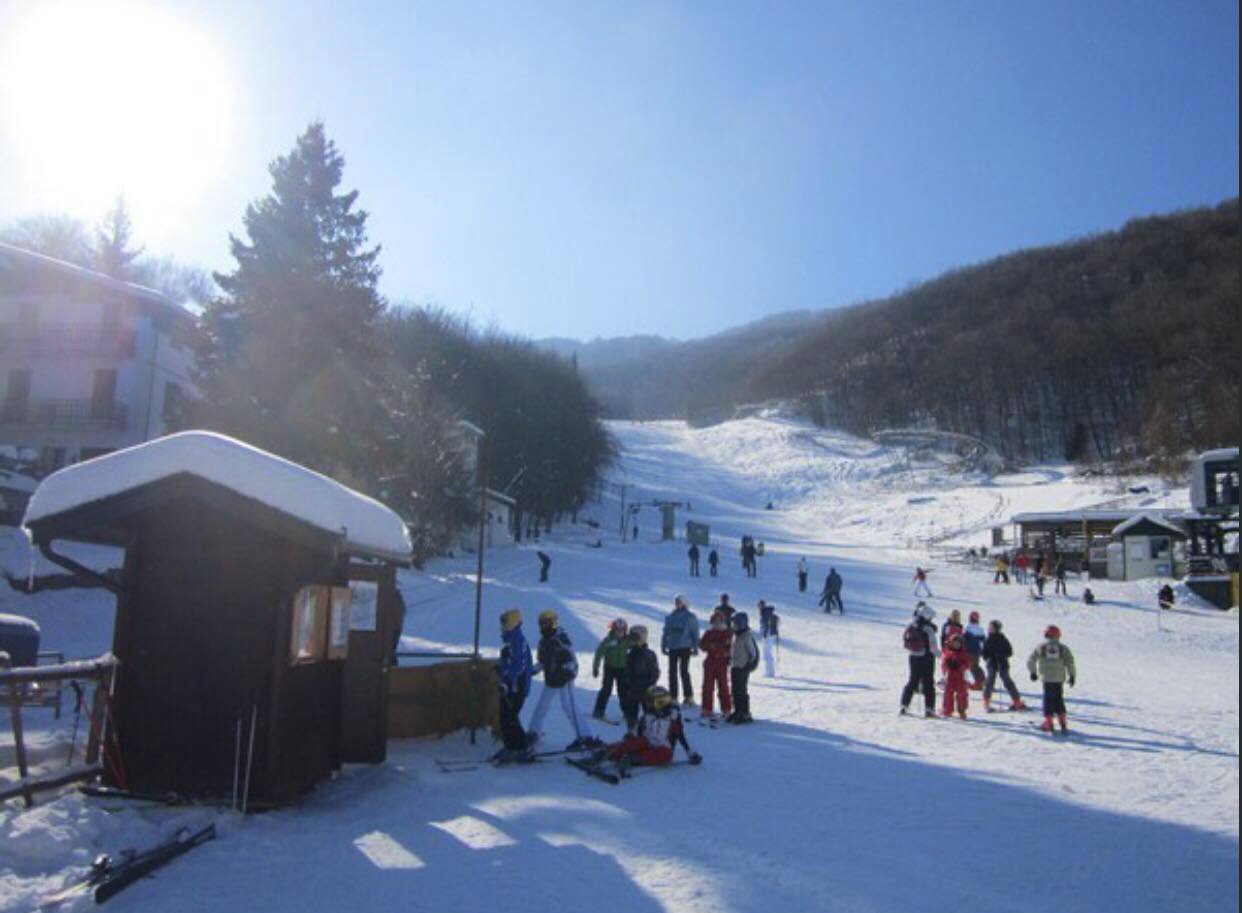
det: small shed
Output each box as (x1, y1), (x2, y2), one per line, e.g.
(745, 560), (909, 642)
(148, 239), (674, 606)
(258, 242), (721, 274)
(1106, 514), (1187, 581)
(22, 431), (412, 806)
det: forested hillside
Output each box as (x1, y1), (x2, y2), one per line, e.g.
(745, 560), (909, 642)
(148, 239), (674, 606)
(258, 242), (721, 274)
(551, 199), (1239, 462)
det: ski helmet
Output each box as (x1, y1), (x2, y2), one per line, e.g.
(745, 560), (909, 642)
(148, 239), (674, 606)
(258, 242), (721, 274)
(968, 611), (980, 623)
(989, 619), (1003, 632)
(609, 618), (628, 635)
(538, 609), (558, 630)
(915, 602), (936, 621)
(674, 595), (688, 609)
(644, 685), (673, 712)
(720, 593), (730, 603)
(732, 612), (749, 632)
(1044, 624), (1062, 639)
(500, 609), (522, 632)
(710, 609), (726, 628)
(629, 625), (649, 645)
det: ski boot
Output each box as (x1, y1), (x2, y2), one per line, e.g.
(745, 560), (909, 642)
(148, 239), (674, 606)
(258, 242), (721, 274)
(958, 710), (968, 720)
(1057, 713), (1069, 733)
(1040, 716), (1054, 733)
(924, 708), (936, 719)
(983, 697), (992, 713)
(1011, 699), (1028, 711)
(899, 706), (910, 716)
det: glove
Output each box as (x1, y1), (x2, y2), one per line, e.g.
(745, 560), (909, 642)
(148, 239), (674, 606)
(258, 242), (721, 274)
(592, 669), (599, 679)
(1069, 676), (1076, 687)
(1030, 672), (1038, 682)
(688, 752), (703, 766)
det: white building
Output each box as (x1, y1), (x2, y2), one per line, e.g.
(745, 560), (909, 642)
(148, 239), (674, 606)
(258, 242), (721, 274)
(0, 243), (197, 472)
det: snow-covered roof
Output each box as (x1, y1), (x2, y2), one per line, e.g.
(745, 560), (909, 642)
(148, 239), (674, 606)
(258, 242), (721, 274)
(1197, 447), (1239, 463)
(1012, 509), (1187, 525)
(23, 431), (412, 562)
(1111, 514), (1187, 538)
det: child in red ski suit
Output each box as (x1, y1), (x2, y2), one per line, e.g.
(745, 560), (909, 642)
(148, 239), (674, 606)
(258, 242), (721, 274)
(605, 686), (700, 768)
(941, 632), (971, 718)
(698, 610), (733, 718)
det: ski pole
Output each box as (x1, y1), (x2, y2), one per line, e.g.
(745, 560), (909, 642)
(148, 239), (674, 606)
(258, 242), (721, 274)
(232, 717), (242, 811)
(241, 704), (257, 814)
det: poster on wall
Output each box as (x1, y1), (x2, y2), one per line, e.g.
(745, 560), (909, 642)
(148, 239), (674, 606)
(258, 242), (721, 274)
(349, 581), (379, 631)
(328, 587), (352, 659)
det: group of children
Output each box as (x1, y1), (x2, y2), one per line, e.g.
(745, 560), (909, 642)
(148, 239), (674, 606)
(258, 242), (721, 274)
(900, 602), (1078, 733)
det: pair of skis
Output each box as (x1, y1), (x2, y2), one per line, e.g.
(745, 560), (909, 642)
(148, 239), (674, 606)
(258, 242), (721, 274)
(41, 823), (215, 908)
(565, 754), (703, 785)
(434, 746), (589, 773)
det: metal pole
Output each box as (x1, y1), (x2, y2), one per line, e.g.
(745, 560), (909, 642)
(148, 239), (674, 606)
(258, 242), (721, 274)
(619, 483), (628, 542)
(471, 437), (487, 746)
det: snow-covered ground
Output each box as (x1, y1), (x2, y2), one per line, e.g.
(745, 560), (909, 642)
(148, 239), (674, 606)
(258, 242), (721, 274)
(2, 415), (1237, 912)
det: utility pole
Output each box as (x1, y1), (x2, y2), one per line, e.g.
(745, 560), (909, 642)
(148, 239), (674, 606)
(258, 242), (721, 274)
(619, 482), (628, 543)
(470, 433), (487, 745)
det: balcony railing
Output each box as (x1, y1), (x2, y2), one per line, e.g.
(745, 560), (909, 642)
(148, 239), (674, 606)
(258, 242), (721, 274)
(0, 322), (136, 355)
(0, 399), (127, 431)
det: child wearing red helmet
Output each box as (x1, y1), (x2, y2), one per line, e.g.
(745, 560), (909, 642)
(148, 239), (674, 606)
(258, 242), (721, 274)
(941, 631), (971, 719)
(698, 609), (733, 720)
(1028, 624), (1078, 733)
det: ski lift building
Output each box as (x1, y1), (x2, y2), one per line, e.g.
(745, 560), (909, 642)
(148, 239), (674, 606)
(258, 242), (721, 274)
(22, 431), (412, 807)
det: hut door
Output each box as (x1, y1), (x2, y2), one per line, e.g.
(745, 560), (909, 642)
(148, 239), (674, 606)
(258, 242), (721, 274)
(340, 565), (399, 763)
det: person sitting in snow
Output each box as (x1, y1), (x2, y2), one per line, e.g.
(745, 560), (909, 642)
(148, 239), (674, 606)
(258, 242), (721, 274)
(494, 609), (534, 763)
(940, 631), (971, 719)
(621, 625), (660, 734)
(981, 619), (1027, 712)
(1082, 587), (1096, 605)
(963, 611), (987, 690)
(527, 610), (601, 751)
(597, 685), (701, 773)
(698, 609), (733, 720)
(1028, 624), (1077, 733)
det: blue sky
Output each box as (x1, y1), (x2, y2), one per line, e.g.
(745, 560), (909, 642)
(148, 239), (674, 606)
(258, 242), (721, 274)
(1, 1), (1237, 340)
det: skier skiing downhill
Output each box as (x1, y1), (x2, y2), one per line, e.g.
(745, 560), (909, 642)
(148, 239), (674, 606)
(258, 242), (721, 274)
(981, 619), (1027, 712)
(819, 567), (844, 613)
(592, 618), (629, 721)
(698, 609), (733, 720)
(1028, 625), (1078, 733)
(621, 625), (661, 733)
(913, 566), (933, 597)
(900, 602), (941, 717)
(941, 632), (971, 719)
(494, 609), (534, 763)
(661, 596), (700, 707)
(526, 610), (602, 751)
(597, 685), (701, 773)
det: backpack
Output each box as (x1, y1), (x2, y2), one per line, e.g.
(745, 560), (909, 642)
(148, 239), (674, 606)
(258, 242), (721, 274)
(903, 623), (927, 653)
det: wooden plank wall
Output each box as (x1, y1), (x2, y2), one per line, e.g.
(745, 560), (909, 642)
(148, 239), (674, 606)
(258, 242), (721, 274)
(387, 660), (499, 739)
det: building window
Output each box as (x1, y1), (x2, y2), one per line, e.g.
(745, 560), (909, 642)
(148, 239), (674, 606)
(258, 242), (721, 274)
(290, 585), (329, 665)
(3, 369), (31, 421)
(91, 369), (118, 419)
(163, 381), (185, 425)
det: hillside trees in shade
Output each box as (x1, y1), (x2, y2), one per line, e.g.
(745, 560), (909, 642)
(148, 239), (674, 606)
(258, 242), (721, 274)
(764, 199), (1239, 462)
(383, 307), (616, 534)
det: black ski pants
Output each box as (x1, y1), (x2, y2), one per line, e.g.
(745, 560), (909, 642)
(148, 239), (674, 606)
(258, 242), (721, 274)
(667, 649), (693, 702)
(984, 659), (1021, 703)
(731, 666), (752, 717)
(689, 558), (700, 576)
(1042, 682), (1067, 717)
(498, 686), (528, 750)
(593, 666), (625, 718)
(798, 572), (807, 592)
(901, 654), (936, 710)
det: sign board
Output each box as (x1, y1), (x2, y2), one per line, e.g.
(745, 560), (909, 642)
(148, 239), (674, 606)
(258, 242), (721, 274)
(349, 581), (379, 631)
(686, 521), (711, 547)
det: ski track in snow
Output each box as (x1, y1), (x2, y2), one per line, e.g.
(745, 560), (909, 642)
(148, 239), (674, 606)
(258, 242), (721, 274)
(1, 414), (1237, 913)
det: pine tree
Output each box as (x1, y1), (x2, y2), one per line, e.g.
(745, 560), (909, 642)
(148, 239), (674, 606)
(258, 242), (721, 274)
(191, 121), (388, 483)
(93, 197), (144, 279)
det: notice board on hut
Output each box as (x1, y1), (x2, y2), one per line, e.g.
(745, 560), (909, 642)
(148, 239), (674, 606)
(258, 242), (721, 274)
(22, 431), (412, 807)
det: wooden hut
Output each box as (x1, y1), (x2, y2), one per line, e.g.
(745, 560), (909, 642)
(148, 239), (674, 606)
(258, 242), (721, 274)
(22, 431), (411, 807)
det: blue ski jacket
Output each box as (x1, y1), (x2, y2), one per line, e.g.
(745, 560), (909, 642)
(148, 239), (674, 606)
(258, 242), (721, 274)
(497, 626), (533, 696)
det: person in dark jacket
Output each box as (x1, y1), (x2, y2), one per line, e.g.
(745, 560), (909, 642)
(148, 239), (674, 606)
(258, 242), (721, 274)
(981, 619), (1027, 712)
(537, 551), (551, 583)
(621, 625), (660, 733)
(819, 568), (844, 613)
(687, 544), (701, 577)
(1158, 584), (1175, 610)
(899, 602), (940, 717)
(714, 593), (735, 626)
(526, 610), (599, 750)
(1054, 558), (1068, 596)
(707, 548), (720, 577)
(494, 609), (534, 761)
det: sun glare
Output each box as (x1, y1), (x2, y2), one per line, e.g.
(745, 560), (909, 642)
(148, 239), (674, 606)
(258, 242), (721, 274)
(1, 1), (231, 237)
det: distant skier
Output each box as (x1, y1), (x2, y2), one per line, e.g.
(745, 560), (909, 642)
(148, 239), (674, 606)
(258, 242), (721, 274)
(758, 601), (780, 678)
(592, 618), (630, 721)
(1082, 587), (1096, 605)
(796, 557), (808, 593)
(981, 619), (1027, 712)
(993, 554), (1010, 584)
(687, 543), (701, 577)
(941, 631), (971, 719)
(913, 566), (933, 597)
(819, 567), (844, 614)
(963, 610), (987, 690)
(537, 550), (551, 583)
(741, 537), (758, 577)
(698, 609), (733, 720)
(1013, 552), (1030, 585)
(661, 595), (700, 706)
(621, 625), (660, 733)
(727, 612), (760, 724)
(1028, 624), (1077, 733)
(527, 610), (601, 751)
(1158, 584), (1175, 610)
(899, 602), (941, 717)
(494, 609), (534, 762)
(708, 547), (720, 577)
(632, 524), (639, 542)
(1054, 558), (1068, 596)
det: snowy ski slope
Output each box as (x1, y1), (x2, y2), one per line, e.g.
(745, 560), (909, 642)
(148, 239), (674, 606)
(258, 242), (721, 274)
(1, 415), (1236, 913)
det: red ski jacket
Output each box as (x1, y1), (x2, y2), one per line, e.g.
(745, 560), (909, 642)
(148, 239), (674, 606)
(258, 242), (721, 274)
(699, 628), (733, 665)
